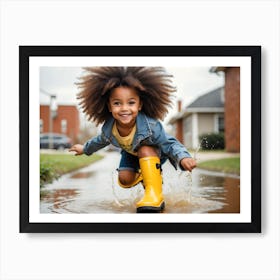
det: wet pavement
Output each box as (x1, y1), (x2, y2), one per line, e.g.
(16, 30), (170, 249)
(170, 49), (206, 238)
(40, 151), (240, 214)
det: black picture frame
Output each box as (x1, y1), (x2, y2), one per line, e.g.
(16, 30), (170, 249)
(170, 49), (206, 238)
(20, 46), (261, 233)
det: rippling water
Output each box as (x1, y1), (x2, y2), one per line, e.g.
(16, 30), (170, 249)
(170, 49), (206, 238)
(40, 152), (240, 214)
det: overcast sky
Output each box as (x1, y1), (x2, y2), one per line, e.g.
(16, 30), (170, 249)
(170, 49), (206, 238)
(40, 66), (224, 123)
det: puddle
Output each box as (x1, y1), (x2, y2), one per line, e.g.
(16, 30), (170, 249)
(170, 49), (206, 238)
(70, 171), (95, 179)
(40, 189), (80, 212)
(40, 152), (240, 214)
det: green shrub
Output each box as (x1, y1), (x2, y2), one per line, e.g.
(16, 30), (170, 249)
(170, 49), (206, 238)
(199, 133), (225, 150)
(40, 161), (59, 187)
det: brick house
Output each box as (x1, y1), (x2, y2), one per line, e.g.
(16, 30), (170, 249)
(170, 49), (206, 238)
(168, 67), (240, 153)
(40, 105), (80, 142)
(168, 87), (225, 149)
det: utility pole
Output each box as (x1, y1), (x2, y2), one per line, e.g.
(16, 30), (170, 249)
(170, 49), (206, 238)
(40, 88), (57, 149)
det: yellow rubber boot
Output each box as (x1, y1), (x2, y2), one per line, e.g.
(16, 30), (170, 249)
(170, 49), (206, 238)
(136, 156), (165, 213)
(118, 173), (143, 188)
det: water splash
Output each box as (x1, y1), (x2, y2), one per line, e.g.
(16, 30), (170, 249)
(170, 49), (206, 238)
(111, 170), (143, 208)
(193, 142), (202, 161)
(184, 142), (203, 203)
(111, 171), (125, 207)
(107, 142), (229, 214)
(185, 171), (193, 202)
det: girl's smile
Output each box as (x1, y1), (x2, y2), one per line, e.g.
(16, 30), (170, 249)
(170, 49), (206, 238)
(108, 87), (142, 132)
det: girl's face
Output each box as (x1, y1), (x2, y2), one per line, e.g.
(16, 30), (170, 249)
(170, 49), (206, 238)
(108, 87), (142, 127)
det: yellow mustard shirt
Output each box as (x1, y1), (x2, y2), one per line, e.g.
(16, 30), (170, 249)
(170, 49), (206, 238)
(112, 122), (137, 156)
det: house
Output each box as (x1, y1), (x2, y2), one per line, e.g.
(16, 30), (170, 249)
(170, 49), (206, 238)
(168, 67), (240, 153)
(40, 105), (80, 142)
(210, 67), (240, 153)
(168, 87), (225, 150)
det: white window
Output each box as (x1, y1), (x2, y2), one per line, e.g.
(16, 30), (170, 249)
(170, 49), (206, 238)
(218, 116), (224, 132)
(61, 119), (67, 134)
(214, 114), (224, 133)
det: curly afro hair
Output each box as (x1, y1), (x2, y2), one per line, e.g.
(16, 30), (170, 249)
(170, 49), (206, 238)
(76, 67), (176, 125)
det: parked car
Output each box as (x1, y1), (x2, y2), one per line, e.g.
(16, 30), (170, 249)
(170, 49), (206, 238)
(40, 133), (72, 150)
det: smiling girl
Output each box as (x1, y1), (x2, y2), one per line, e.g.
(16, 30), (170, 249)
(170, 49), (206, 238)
(69, 67), (196, 213)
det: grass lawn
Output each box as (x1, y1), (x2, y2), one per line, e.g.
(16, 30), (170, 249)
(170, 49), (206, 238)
(41, 153), (103, 175)
(198, 157), (240, 175)
(40, 153), (103, 186)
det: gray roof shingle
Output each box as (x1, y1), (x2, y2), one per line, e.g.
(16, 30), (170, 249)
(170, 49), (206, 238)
(167, 86), (224, 124)
(187, 87), (224, 109)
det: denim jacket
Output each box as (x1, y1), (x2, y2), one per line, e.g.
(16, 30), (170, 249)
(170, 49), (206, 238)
(83, 112), (192, 170)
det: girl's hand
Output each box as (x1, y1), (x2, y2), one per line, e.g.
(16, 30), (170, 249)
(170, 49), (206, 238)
(69, 144), (84, 156)
(180, 157), (197, 172)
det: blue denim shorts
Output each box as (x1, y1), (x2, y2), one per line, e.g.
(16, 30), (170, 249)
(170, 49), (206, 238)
(118, 150), (140, 172)
(118, 150), (167, 173)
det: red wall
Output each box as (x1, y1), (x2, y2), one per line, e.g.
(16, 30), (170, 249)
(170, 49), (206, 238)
(224, 67), (240, 152)
(40, 105), (80, 141)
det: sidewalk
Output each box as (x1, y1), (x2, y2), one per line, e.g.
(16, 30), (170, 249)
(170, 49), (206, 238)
(193, 151), (239, 163)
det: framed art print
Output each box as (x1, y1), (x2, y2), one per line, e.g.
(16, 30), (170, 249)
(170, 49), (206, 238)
(19, 45), (261, 233)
